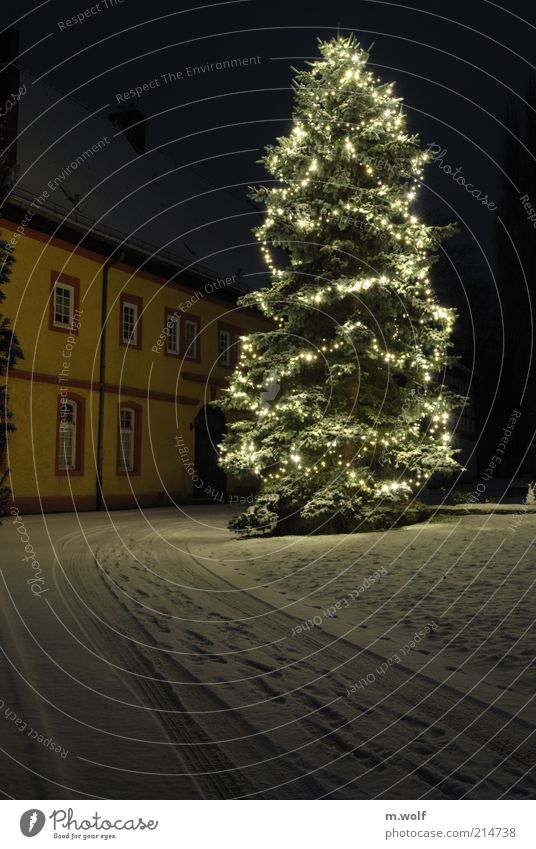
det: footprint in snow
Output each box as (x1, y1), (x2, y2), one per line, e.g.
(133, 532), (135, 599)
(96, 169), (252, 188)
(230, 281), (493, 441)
(142, 613), (171, 632)
(185, 630), (214, 648)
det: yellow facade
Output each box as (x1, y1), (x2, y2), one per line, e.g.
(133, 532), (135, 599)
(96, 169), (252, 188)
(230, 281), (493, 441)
(2, 219), (270, 513)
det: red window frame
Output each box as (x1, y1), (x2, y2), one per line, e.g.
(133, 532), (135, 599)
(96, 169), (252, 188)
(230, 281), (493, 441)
(116, 401), (142, 476)
(119, 293), (143, 350)
(55, 392), (85, 476)
(217, 321), (242, 369)
(164, 308), (181, 358)
(49, 271), (80, 335)
(183, 313), (201, 362)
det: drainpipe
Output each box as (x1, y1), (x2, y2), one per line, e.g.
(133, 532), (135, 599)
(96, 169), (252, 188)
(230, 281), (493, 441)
(96, 250), (123, 510)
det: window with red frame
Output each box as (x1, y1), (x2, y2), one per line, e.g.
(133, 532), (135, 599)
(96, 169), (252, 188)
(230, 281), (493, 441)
(120, 294), (143, 348)
(56, 395), (84, 474)
(218, 325), (242, 368)
(184, 317), (200, 360)
(117, 404), (141, 474)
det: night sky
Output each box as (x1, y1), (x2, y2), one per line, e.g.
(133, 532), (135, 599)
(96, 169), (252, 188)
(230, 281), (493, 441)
(3, 0), (536, 290)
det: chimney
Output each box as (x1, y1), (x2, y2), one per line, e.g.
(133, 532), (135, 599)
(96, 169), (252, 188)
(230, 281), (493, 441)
(108, 105), (146, 154)
(0, 27), (21, 170)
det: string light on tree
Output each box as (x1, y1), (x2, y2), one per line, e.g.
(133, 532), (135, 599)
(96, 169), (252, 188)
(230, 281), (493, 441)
(217, 35), (461, 535)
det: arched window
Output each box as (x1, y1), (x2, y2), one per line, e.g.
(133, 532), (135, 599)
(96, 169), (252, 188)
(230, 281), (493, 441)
(57, 394), (85, 474)
(58, 400), (76, 469)
(119, 407), (135, 472)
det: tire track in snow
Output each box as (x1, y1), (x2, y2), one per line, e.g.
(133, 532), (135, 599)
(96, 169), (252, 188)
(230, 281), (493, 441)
(49, 517), (536, 798)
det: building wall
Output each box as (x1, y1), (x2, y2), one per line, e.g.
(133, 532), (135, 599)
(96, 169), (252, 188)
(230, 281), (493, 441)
(1, 219), (269, 513)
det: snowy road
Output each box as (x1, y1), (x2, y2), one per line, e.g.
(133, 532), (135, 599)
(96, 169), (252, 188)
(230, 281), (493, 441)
(1, 506), (535, 799)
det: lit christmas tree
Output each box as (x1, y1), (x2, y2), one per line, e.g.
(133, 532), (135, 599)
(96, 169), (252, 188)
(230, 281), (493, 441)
(219, 35), (460, 534)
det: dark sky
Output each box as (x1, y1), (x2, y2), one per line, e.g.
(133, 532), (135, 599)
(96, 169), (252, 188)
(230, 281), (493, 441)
(3, 0), (536, 277)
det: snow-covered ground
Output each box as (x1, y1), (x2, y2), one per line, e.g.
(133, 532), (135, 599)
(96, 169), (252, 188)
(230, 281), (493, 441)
(194, 512), (536, 715)
(1, 506), (535, 799)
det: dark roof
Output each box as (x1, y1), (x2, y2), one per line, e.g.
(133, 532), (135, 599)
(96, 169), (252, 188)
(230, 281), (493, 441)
(6, 64), (260, 293)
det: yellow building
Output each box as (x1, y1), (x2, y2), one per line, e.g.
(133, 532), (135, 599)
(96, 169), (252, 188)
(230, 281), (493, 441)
(2, 218), (269, 513)
(0, 33), (270, 513)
